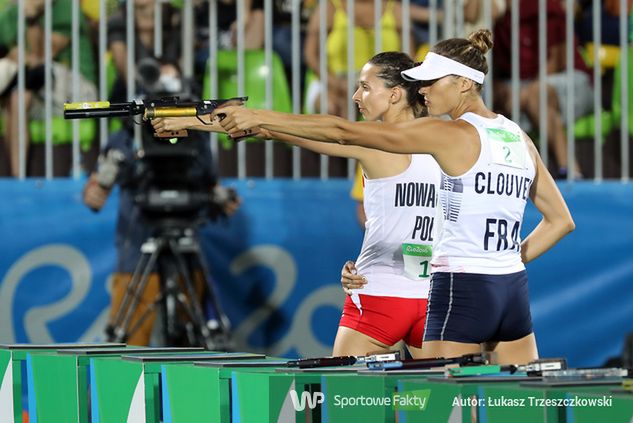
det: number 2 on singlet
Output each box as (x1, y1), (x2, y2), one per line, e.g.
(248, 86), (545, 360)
(487, 128), (527, 169)
(402, 243), (433, 280)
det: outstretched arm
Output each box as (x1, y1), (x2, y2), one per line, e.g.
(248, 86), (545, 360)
(151, 115), (225, 134)
(264, 129), (377, 160)
(152, 116), (374, 160)
(212, 106), (468, 157)
(521, 136), (575, 263)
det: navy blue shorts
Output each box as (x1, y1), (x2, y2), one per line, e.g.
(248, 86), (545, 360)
(423, 270), (533, 343)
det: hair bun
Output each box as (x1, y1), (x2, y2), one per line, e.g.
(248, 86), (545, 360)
(468, 29), (493, 55)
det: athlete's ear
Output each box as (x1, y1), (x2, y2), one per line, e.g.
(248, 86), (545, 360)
(391, 86), (403, 104)
(459, 77), (474, 93)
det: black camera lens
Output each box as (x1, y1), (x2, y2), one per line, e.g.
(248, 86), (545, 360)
(137, 57), (161, 92)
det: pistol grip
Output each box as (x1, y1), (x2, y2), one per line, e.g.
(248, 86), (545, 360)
(155, 129), (188, 138)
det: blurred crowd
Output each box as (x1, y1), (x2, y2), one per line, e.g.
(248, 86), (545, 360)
(0, 0), (631, 179)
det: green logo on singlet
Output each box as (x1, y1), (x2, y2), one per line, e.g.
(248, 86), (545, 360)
(487, 128), (520, 143)
(402, 244), (432, 257)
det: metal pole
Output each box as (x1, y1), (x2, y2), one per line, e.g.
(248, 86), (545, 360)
(402, 0), (410, 56)
(319, 0), (329, 179)
(455, 0), (464, 38)
(236, 0), (246, 178)
(565, 0), (575, 182)
(99, 0), (108, 149)
(154, 0), (163, 57)
(264, 0), (274, 179)
(71, 0), (80, 178)
(538, 0), (548, 167)
(510, 0), (520, 123)
(346, 0), (355, 179)
(429, 0), (437, 45)
(620, 0), (629, 182)
(292, 0), (301, 179)
(592, 0), (602, 181)
(374, 0), (382, 54)
(182, 0), (194, 83)
(483, 0), (493, 108)
(126, 1), (139, 150)
(44, 0), (53, 178)
(209, 0), (219, 170)
(443, 0), (454, 39)
(16, 1), (26, 179)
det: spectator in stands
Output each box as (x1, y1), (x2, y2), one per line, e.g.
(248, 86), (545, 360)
(271, 0), (317, 98)
(193, 0), (265, 78)
(576, 0), (632, 46)
(107, 0), (183, 103)
(463, 0), (505, 36)
(303, 0), (432, 118)
(408, 0), (444, 54)
(493, 0), (587, 178)
(0, 0), (96, 177)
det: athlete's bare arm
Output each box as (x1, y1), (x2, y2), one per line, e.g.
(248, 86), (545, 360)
(262, 129), (412, 179)
(521, 134), (575, 263)
(151, 116), (406, 177)
(262, 129), (378, 161)
(152, 116), (374, 160)
(151, 115), (224, 133)
(213, 107), (478, 174)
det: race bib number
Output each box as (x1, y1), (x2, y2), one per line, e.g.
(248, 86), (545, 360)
(402, 243), (433, 280)
(487, 128), (527, 169)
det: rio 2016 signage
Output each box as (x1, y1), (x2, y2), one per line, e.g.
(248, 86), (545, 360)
(0, 179), (361, 359)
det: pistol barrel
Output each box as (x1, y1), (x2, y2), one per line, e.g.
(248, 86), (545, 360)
(144, 106), (198, 119)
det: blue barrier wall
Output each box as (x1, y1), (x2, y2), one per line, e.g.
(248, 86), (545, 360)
(0, 179), (631, 367)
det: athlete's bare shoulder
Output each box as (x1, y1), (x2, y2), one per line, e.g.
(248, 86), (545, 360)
(521, 131), (540, 171)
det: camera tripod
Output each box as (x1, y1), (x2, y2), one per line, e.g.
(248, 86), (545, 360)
(106, 224), (231, 351)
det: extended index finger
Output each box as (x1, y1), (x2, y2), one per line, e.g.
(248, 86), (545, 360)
(217, 98), (246, 109)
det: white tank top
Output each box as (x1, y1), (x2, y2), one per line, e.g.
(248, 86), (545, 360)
(354, 154), (441, 298)
(431, 112), (536, 274)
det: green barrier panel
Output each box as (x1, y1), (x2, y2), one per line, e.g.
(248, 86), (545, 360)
(480, 380), (623, 423)
(396, 374), (549, 422)
(565, 391), (633, 422)
(162, 358), (288, 423)
(0, 343), (123, 423)
(0, 349), (21, 423)
(90, 352), (263, 423)
(395, 376), (485, 423)
(25, 347), (203, 423)
(319, 370), (441, 423)
(231, 367), (329, 423)
(161, 364), (227, 423)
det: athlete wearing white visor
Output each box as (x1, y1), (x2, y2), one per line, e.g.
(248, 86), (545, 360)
(213, 30), (575, 365)
(401, 52), (485, 84)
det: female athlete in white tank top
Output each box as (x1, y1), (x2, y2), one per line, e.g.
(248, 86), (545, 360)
(214, 30), (575, 366)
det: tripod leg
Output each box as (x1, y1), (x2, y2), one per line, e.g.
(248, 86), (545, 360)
(124, 291), (164, 341)
(159, 255), (185, 346)
(186, 238), (232, 351)
(192, 242), (231, 335)
(109, 239), (164, 343)
(168, 239), (215, 349)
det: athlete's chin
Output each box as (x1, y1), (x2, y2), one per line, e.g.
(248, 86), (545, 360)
(427, 107), (445, 117)
(360, 111), (375, 121)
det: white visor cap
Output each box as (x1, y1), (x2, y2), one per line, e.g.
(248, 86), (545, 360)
(401, 52), (485, 84)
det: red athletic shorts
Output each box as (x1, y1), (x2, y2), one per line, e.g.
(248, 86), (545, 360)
(339, 294), (428, 348)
